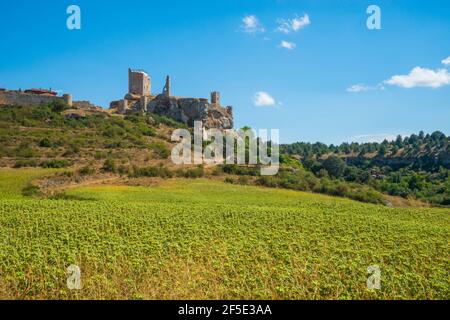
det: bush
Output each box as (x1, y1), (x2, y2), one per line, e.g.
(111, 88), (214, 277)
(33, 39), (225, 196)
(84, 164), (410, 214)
(118, 165), (130, 176)
(256, 176), (278, 188)
(131, 165), (173, 178)
(39, 138), (53, 148)
(78, 166), (96, 176)
(63, 143), (81, 156)
(15, 143), (36, 158)
(14, 159), (39, 168)
(102, 158), (116, 173)
(222, 164), (260, 176)
(49, 100), (69, 113)
(137, 123), (156, 137)
(224, 177), (235, 184)
(94, 151), (108, 160)
(150, 141), (170, 159)
(238, 176), (250, 185)
(151, 114), (187, 128)
(40, 159), (70, 168)
(48, 192), (93, 201)
(22, 184), (41, 197)
(176, 166), (204, 178)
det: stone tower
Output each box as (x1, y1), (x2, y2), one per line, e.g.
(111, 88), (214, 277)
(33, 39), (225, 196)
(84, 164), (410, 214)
(163, 76), (171, 97)
(63, 94), (73, 107)
(211, 91), (220, 105)
(128, 68), (151, 96)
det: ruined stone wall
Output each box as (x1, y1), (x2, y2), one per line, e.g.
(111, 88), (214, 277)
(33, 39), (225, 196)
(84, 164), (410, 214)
(0, 91), (67, 107)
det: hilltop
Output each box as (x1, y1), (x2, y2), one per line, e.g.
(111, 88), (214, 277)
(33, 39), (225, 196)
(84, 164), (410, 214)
(282, 134), (450, 206)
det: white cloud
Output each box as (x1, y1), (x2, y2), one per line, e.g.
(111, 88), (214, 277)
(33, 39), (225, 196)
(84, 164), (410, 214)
(276, 14), (310, 34)
(350, 134), (399, 144)
(253, 91), (276, 107)
(279, 40), (296, 50)
(347, 83), (385, 93)
(442, 56), (450, 66)
(384, 67), (450, 89)
(241, 15), (265, 34)
(347, 84), (371, 93)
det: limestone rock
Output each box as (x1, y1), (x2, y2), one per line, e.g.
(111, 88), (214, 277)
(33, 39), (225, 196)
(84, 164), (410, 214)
(140, 95), (233, 129)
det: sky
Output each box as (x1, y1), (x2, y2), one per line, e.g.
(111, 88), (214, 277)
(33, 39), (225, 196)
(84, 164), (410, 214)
(1, 0), (450, 144)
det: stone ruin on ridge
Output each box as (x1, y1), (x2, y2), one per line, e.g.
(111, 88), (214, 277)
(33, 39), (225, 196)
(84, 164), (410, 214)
(110, 69), (234, 129)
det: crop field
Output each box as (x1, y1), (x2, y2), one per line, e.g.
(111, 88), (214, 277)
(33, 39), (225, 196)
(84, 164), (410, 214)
(0, 168), (449, 299)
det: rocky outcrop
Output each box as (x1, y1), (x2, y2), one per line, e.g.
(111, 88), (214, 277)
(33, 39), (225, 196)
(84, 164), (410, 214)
(72, 100), (103, 111)
(204, 104), (233, 129)
(131, 94), (233, 129)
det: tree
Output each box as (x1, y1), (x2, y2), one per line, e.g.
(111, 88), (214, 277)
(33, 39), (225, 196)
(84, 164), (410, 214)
(378, 144), (387, 156)
(322, 156), (346, 178)
(395, 135), (403, 148)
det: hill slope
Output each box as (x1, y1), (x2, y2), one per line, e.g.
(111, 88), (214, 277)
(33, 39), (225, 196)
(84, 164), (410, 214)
(3, 103), (446, 207)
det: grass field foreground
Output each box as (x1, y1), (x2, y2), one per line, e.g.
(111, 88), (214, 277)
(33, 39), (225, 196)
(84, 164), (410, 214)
(0, 169), (448, 299)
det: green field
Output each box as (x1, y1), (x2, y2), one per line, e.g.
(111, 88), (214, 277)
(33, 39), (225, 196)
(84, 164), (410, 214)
(0, 168), (448, 299)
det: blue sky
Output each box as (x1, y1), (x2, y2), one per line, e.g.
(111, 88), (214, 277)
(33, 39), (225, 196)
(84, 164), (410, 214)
(1, 0), (449, 144)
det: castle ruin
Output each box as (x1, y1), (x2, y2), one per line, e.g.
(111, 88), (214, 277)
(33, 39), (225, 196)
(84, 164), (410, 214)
(0, 88), (73, 108)
(0, 87), (104, 113)
(0, 68), (234, 130)
(110, 69), (233, 129)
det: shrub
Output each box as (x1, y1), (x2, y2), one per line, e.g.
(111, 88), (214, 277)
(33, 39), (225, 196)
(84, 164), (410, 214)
(222, 164), (260, 176)
(224, 177), (235, 184)
(102, 158), (117, 173)
(40, 159), (70, 168)
(94, 151), (108, 160)
(238, 176), (250, 185)
(63, 143), (80, 156)
(78, 166), (96, 176)
(150, 141), (170, 159)
(15, 143), (36, 158)
(48, 192), (93, 201)
(118, 165), (130, 176)
(14, 159), (39, 168)
(39, 138), (53, 148)
(256, 176), (278, 188)
(176, 166), (205, 178)
(131, 165), (173, 178)
(49, 100), (69, 113)
(137, 123), (156, 137)
(22, 184), (41, 197)
(151, 114), (187, 128)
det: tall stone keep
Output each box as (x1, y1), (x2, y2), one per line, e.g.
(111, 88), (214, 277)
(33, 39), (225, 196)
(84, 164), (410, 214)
(128, 68), (151, 96)
(211, 91), (220, 105)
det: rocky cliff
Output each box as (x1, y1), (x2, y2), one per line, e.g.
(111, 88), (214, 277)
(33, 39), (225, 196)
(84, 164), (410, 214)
(130, 94), (233, 129)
